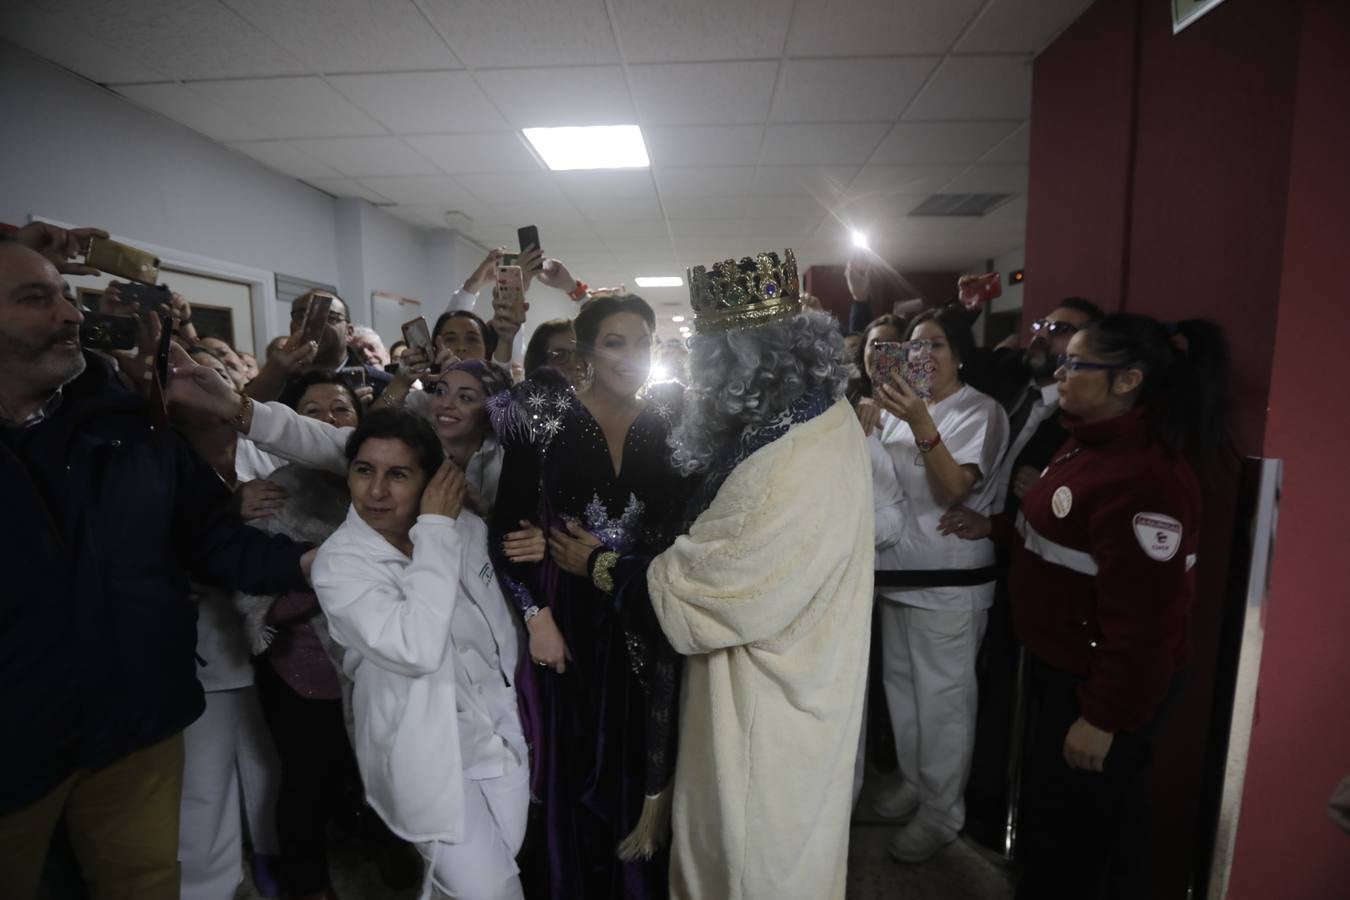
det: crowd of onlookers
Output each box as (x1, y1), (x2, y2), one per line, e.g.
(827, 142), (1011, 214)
(0, 220), (1231, 900)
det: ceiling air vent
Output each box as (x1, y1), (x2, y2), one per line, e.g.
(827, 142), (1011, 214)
(909, 193), (1012, 217)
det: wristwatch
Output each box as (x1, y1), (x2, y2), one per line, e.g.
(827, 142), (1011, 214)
(916, 432), (942, 453)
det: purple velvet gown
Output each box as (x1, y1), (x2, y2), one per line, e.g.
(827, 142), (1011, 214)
(490, 375), (686, 900)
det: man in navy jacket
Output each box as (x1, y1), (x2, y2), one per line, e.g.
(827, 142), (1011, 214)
(0, 235), (314, 899)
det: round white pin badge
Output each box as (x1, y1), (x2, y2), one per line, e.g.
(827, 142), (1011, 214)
(1051, 486), (1073, 519)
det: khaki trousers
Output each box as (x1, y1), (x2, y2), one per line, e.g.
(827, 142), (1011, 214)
(0, 733), (184, 900)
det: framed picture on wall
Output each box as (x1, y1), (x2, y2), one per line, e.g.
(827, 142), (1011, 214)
(191, 304), (236, 347)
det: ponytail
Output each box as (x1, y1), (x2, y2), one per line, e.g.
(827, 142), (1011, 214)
(1082, 314), (1231, 463)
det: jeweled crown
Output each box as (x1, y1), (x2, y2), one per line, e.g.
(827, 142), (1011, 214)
(687, 248), (801, 333)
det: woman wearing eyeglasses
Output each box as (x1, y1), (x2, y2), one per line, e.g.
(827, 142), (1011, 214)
(941, 313), (1230, 898)
(867, 305), (1009, 862)
(523, 318), (587, 387)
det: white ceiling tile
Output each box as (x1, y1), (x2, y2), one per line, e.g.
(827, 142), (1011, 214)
(114, 83), (272, 141)
(956, 0), (1097, 53)
(847, 164), (968, 197)
(644, 126), (764, 166)
(356, 175), (474, 205)
(555, 170), (659, 202)
(629, 61), (779, 126)
(38, 0), (308, 80)
(786, 0), (984, 56)
(328, 72), (508, 133)
(456, 172), (566, 206)
(571, 192), (664, 221)
(591, 220), (671, 240)
(904, 57), (1032, 120)
(470, 197), (588, 229)
(941, 165), (1029, 194)
(476, 67), (633, 127)
(771, 57), (939, 123)
(281, 137), (439, 177)
(602, 237), (678, 255)
(229, 141), (342, 178)
(418, 0), (619, 69)
(223, 0), (460, 72)
(609, 0), (794, 63)
(304, 178), (395, 203)
(870, 122), (1021, 165)
(745, 218), (822, 239)
(745, 195), (829, 218)
(654, 167), (758, 198)
(759, 123), (891, 165)
(404, 133), (544, 173)
(751, 165), (859, 197)
(1, 4), (172, 83)
(668, 219), (752, 238)
(190, 77), (385, 138)
(978, 121), (1030, 164)
(662, 196), (750, 220)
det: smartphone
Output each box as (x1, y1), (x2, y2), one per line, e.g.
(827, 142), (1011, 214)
(517, 225), (541, 255)
(79, 311), (138, 351)
(110, 281), (172, 313)
(873, 341), (936, 400)
(336, 365), (368, 392)
(496, 265), (526, 316)
(85, 237), (161, 284)
(500, 251), (520, 267)
(298, 294), (333, 345)
(401, 316), (434, 359)
(958, 272), (1002, 311)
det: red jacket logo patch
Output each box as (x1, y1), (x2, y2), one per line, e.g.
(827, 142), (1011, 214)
(1133, 512), (1182, 562)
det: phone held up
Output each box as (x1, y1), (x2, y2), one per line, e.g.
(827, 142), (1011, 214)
(85, 237), (161, 284)
(297, 294), (334, 346)
(517, 225), (540, 256)
(958, 272), (1002, 312)
(872, 341), (937, 401)
(78, 312), (138, 351)
(401, 316), (435, 366)
(496, 265), (525, 310)
(336, 365), (368, 393)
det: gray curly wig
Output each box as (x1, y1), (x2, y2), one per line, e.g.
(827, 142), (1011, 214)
(669, 308), (855, 474)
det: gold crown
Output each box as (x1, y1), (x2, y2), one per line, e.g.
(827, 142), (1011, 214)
(687, 249), (801, 333)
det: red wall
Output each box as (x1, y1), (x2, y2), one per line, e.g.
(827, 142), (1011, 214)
(1026, 0), (1350, 895)
(1228, 1), (1350, 896)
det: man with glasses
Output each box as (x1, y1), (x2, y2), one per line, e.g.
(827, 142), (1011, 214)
(249, 290), (392, 406)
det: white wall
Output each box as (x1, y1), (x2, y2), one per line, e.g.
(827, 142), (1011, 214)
(0, 43), (339, 288)
(0, 43), (485, 346)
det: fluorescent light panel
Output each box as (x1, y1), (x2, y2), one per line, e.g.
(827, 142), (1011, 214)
(635, 276), (683, 288)
(523, 125), (649, 171)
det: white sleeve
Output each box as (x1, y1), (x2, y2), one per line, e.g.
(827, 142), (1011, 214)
(246, 400), (352, 476)
(942, 395), (1009, 480)
(868, 433), (905, 552)
(448, 288), (478, 313)
(314, 515), (463, 677)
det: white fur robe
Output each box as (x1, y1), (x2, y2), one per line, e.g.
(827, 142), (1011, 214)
(648, 399), (875, 900)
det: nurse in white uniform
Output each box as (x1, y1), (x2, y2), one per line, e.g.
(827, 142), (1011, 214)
(870, 306), (1008, 863)
(309, 408), (530, 900)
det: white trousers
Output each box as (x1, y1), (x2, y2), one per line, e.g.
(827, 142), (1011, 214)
(179, 686), (281, 900)
(879, 603), (988, 834)
(418, 756), (530, 900)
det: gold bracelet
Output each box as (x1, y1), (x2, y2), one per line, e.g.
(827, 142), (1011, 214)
(231, 394), (253, 430)
(591, 550), (619, 595)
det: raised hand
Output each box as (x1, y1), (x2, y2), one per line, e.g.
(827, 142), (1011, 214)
(419, 459), (466, 520)
(16, 222), (108, 276)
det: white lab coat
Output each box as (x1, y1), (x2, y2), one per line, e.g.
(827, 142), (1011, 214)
(313, 507), (527, 898)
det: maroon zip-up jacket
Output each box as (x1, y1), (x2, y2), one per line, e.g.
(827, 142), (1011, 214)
(1002, 407), (1201, 734)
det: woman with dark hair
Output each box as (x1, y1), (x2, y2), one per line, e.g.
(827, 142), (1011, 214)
(523, 317), (586, 386)
(849, 313), (908, 434)
(310, 408), (530, 899)
(867, 305), (1009, 862)
(489, 293), (687, 899)
(434, 309), (498, 363)
(941, 314), (1230, 899)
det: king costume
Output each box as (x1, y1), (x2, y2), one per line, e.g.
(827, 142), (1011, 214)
(645, 250), (876, 899)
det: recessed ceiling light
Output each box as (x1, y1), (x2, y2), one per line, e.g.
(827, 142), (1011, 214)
(851, 230), (869, 249)
(671, 315), (686, 322)
(522, 125), (649, 171)
(635, 276), (683, 288)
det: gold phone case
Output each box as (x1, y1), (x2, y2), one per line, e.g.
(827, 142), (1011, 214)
(85, 237), (160, 284)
